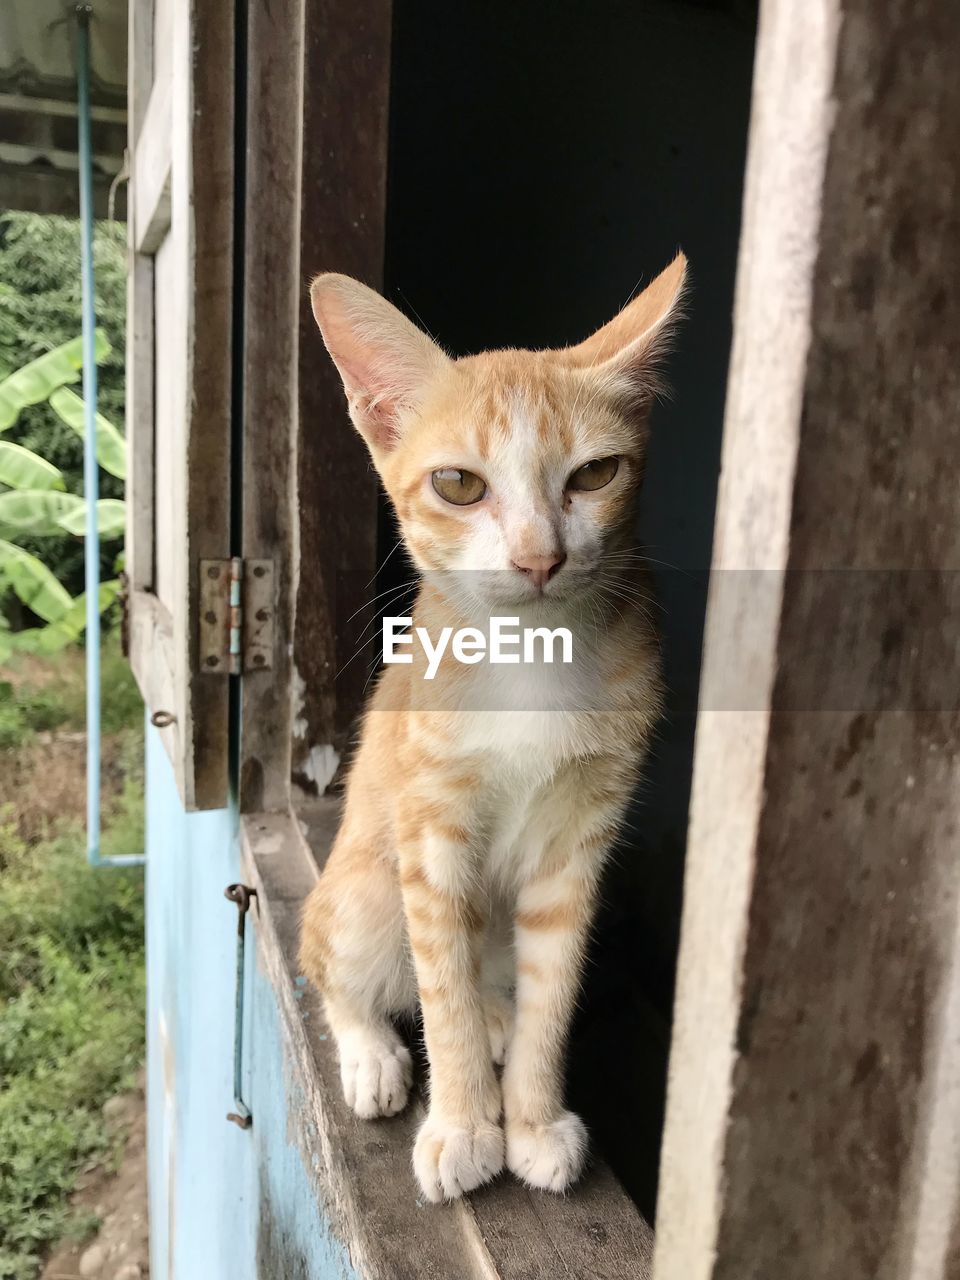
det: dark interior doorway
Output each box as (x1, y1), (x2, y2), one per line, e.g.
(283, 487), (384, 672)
(380, 0), (758, 1219)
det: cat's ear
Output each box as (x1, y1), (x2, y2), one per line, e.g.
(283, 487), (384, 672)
(310, 274), (450, 453)
(559, 252), (687, 398)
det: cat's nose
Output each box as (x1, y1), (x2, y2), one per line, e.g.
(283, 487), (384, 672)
(511, 553), (566, 591)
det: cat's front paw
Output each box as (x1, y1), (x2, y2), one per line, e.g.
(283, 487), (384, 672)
(413, 1114), (505, 1203)
(338, 1027), (412, 1119)
(506, 1111), (588, 1193)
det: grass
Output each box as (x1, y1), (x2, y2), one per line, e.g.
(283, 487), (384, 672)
(0, 631), (145, 1280)
(0, 637), (143, 750)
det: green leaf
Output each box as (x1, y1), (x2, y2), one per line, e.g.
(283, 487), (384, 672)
(10, 580), (121, 653)
(0, 332), (111, 432)
(48, 387), (126, 480)
(0, 490), (83, 536)
(0, 541), (72, 621)
(56, 498), (126, 539)
(0, 442), (65, 492)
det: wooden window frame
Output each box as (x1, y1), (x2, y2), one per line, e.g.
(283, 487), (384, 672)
(125, 0), (234, 810)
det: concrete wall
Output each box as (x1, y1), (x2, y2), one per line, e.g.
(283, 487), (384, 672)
(145, 722), (357, 1279)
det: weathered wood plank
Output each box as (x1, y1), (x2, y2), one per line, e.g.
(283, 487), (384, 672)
(128, 589), (179, 764)
(290, 0), (391, 795)
(124, 0), (234, 809)
(132, 69), (171, 254)
(242, 810), (655, 1279)
(654, 2), (960, 1278)
(236, 0), (299, 812)
(176, 0), (234, 810)
(125, 0), (154, 594)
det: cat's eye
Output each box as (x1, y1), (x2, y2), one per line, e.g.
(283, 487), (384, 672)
(567, 456), (619, 492)
(431, 468), (487, 506)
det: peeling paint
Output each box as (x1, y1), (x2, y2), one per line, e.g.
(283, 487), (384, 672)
(302, 743), (341, 793)
(291, 666), (309, 740)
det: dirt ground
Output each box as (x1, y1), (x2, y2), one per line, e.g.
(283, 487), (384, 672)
(40, 1080), (150, 1280)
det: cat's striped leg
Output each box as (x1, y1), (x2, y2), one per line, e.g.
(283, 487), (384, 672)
(300, 839), (416, 1121)
(504, 770), (627, 1193)
(398, 786), (504, 1203)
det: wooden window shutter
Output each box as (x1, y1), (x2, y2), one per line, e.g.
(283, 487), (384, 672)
(124, 0), (234, 810)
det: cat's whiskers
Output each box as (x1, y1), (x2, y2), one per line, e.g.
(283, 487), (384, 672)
(335, 581), (418, 681)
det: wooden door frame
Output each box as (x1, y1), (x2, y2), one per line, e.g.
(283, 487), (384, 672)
(237, 0), (391, 813)
(654, 2), (960, 1276)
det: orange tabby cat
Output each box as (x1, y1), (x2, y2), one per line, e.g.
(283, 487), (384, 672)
(299, 255), (685, 1203)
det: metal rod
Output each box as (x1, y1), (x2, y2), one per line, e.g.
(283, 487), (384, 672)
(76, 4), (145, 870)
(225, 884), (256, 1128)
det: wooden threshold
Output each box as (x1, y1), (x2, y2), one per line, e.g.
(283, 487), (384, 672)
(240, 807), (655, 1280)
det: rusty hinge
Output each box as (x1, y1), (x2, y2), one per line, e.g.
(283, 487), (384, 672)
(199, 557), (275, 675)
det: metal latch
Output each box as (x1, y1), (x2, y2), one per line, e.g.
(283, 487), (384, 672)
(199, 558), (274, 675)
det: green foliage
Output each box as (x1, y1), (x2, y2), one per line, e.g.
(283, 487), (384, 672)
(10, 581), (123, 658)
(0, 630), (140, 750)
(55, 498), (126, 539)
(0, 333), (109, 431)
(0, 489), (126, 541)
(0, 636), (144, 1278)
(0, 542), (72, 623)
(0, 443), (64, 492)
(0, 489), (84, 536)
(99, 636), (145, 734)
(49, 387), (126, 480)
(0, 213), (126, 601)
(0, 802), (145, 1280)
(0, 329), (127, 650)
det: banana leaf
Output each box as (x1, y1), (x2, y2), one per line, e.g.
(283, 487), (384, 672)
(0, 490), (83, 536)
(56, 498), (126, 539)
(0, 441), (65, 491)
(0, 493), (126, 539)
(0, 331), (111, 432)
(49, 386), (127, 479)
(0, 540), (73, 622)
(8, 579), (121, 654)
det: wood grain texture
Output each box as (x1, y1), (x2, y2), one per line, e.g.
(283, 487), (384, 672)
(236, 0), (300, 812)
(125, 0), (234, 809)
(242, 809), (654, 1279)
(655, 2), (960, 1278)
(178, 0), (234, 809)
(125, 0), (154, 594)
(128, 589), (180, 765)
(132, 71), (171, 253)
(291, 0), (391, 794)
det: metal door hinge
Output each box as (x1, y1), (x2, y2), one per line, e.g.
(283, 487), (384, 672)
(199, 557), (275, 675)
